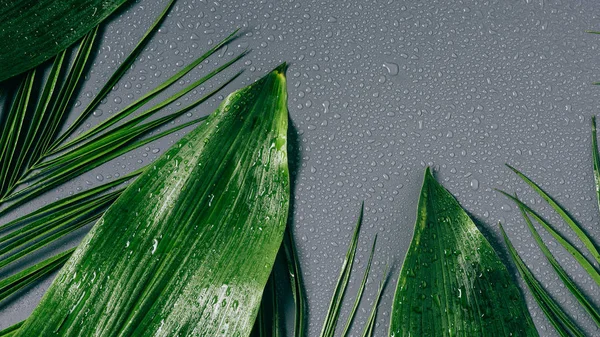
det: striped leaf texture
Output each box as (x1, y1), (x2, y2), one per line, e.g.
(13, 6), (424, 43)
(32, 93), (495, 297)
(12, 64), (289, 337)
(389, 168), (538, 337)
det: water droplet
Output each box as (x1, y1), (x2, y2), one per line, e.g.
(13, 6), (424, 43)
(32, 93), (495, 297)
(383, 62), (399, 75)
(470, 179), (479, 190)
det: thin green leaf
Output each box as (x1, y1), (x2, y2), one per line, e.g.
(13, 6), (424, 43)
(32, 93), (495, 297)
(506, 164), (600, 265)
(592, 117), (600, 215)
(0, 248), (74, 303)
(13, 64), (289, 336)
(282, 226), (306, 337)
(500, 224), (586, 337)
(497, 190), (600, 287)
(50, 30), (241, 154)
(49, 0), (178, 150)
(8, 51), (66, 192)
(0, 169), (139, 235)
(0, 321), (23, 337)
(0, 0), (129, 81)
(389, 168), (538, 337)
(513, 201), (600, 327)
(361, 265), (388, 337)
(0, 70), (36, 196)
(1, 69), (242, 213)
(319, 203), (364, 337)
(341, 235), (377, 337)
(31, 27), (99, 161)
(0, 113), (205, 215)
(34, 57), (246, 174)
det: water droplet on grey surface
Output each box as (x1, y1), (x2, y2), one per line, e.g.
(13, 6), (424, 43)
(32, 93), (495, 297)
(382, 62), (399, 75)
(93, 109), (103, 117)
(96, 174), (104, 182)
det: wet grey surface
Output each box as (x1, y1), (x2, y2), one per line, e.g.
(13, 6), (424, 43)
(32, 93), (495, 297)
(2, 0), (600, 335)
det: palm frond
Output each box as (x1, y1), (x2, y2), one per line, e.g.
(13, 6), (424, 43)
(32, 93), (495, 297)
(340, 235), (377, 337)
(319, 203), (364, 337)
(500, 116), (600, 335)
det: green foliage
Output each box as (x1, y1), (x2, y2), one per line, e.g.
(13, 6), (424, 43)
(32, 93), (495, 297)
(389, 168), (538, 337)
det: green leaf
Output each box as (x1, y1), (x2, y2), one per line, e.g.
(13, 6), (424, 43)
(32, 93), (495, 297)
(13, 64), (289, 336)
(340, 235), (377, 337)
(500, 223), (585, 337)
(0, 322), (23, 337)
(497, 191), (600, 287)
(515, 201), (600, 326)
(319, 203), (364, 337)
(506, 164), (600, 266)
(282, 227), (307, 337)
(48, 0), (178, 149)
(0, 0), (129, 81)
(389, 168), (538, 337)
(360, 266), (387, 337)
(592, 117), (600, 215)
(0, 249), (74, 303)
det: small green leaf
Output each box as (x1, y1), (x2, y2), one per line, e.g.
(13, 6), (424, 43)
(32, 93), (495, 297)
(13, 64), (289, 337)
(389, 168), (538, 337)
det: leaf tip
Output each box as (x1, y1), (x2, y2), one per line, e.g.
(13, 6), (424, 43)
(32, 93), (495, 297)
(274, 62), (289, 75)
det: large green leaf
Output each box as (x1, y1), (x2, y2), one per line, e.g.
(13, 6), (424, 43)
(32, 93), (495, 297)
(12, 64), (289, 336)
(0, 0), (130, 81)
(389, 168), (538, 337)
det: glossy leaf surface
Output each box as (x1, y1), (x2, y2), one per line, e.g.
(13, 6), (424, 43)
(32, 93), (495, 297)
(13, 64), (289, 336)
(389, 168), (538, 337)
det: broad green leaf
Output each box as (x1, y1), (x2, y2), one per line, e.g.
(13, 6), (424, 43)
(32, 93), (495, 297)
(389, 168), (538, 337)
(13, 64), (289, 337)
(0, 0), (129, 81)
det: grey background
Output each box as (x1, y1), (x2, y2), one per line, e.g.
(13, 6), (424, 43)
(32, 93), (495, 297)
(2, 0), (600, 336)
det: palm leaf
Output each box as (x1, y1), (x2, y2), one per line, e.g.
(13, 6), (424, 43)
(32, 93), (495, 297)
(0, 0), (130, 81)
(318, 203), (386, 337)
(11, 64), (289, 336)
(389, 168), (538, 337)
(319, 204), (364, 337)
(500, 116), (600, 335)
(500, 223), (585, 337)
